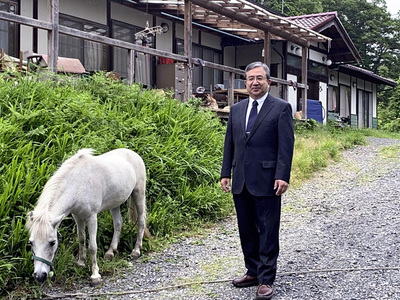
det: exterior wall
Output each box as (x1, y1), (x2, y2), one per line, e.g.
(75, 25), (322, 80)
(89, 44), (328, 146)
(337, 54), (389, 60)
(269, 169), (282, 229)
(37, 0), (48, 54)
(34, 0), (107, 54)
(201, 31), (221, 50)
(111, 2), (147, 27)
(20, 1), (33, 53)
(309, 48), (328, 66)
(357, 81), (364, 128)
(155, 18), (173, 53)
(61, 0), (106, 24)
(223, 46), (236, 69)
(175, 23), (200, 44)
(329, 71), (338, 86)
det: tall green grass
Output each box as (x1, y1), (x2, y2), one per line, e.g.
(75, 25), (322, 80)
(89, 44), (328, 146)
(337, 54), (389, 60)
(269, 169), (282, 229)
(0, 72), (231, 296)
(290, 120), (367, 187)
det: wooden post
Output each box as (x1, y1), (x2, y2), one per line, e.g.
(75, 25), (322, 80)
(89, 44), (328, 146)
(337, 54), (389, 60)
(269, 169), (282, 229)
(228, 72), (234, 106)
(183, 0), (192, 102)
(127, 49), (135, 85)
(263, 31), (271, 67)
(19, 51), (23, 71)
(301, 46), (308, 119)
(47, 0), (59, 73)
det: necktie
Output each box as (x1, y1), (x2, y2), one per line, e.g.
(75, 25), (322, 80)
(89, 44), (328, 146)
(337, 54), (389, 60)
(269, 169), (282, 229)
(246, 100), (258, 132)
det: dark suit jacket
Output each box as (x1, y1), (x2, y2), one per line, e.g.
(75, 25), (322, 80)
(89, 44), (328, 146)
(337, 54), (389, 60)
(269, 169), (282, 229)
(221, 94), (294, 196)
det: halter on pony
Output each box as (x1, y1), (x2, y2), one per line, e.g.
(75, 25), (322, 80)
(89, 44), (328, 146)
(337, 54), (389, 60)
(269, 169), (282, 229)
(30, 232), (61, 269)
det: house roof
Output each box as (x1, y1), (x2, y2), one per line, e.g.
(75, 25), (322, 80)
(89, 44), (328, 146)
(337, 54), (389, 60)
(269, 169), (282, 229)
(338, 64), (397, 87)
(287, 12), (361, 64)
(130, 0), (331, 47)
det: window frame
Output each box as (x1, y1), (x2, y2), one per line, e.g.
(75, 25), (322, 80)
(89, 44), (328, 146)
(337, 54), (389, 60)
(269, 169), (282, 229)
(0, 0), (19, 57)
(59, 14), (109, 72)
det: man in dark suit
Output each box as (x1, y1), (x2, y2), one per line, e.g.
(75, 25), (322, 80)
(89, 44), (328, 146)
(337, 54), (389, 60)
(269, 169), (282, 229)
(220, 61), (294, 300)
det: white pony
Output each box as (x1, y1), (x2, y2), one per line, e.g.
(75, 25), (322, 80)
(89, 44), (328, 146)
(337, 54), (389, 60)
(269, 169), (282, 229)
(26, 148), (150, 286)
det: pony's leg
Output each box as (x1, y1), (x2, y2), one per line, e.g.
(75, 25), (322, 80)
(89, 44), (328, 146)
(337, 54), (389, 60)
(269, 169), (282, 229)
(87, 214), (101, 286)
(131, 188), (146, 259)
(73, 214), (87, 267)
(104, 206), (122, 260)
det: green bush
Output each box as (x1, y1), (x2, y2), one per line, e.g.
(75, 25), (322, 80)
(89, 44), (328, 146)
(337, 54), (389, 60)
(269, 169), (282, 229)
(378, 76), (400, 132)
(0, 72), (232, 296)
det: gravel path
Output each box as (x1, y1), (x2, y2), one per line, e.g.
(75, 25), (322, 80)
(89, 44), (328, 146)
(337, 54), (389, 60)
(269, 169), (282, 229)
(44, 137), (400, 300)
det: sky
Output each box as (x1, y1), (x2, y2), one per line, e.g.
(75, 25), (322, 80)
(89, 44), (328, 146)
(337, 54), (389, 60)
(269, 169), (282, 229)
(385, 0), (400, 16)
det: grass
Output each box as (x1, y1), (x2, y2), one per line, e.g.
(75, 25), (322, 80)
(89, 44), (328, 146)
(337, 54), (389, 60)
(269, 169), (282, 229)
(379, 144), (400, 159)
(290, 121), (368, 188)
(0, 71), (398, 299)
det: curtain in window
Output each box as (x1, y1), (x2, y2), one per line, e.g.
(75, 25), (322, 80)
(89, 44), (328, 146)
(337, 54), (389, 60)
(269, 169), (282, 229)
(84, 40), (104, 72)
(59, 15), (107, 73)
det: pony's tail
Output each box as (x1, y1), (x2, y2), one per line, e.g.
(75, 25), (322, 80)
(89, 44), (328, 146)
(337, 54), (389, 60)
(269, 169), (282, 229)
(128, 197), (151, 239)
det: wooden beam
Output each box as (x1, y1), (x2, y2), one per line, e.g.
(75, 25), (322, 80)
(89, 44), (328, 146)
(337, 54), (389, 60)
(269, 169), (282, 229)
(47, 0), (59, 73)
(0, 11), (52, 30)
(184, 0), (192, 102)
(189, 0), (310, 47)
(264, 31), (271, 67)
(127, 49), (134, 85)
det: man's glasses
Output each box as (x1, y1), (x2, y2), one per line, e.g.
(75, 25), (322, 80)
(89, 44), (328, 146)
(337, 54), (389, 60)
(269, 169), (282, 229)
(246, 76), (267, 82)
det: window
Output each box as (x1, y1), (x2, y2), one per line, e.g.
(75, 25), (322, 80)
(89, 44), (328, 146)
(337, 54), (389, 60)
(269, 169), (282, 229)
(111, 20), (152, 86)
(308, 61), (327, 76)
(287, 54), (301, 69)
(0, 0), (18, 57)
(59, 14), (108, 72)
(176, 39), (222, 92)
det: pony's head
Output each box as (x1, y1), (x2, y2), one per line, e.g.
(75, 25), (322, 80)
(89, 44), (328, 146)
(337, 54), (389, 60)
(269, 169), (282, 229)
(26, 211), (64, 282)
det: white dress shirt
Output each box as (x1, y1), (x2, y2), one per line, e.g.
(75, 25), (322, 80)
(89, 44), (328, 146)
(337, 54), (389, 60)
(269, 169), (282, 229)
(245, 93), (268, 130)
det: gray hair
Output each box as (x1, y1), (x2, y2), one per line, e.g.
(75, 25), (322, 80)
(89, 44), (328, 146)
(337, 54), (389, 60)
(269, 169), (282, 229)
(244, 61), (271, 80)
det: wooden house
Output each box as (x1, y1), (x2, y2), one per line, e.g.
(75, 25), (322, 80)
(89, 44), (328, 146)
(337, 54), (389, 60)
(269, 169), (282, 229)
(0, 0), (396, 128)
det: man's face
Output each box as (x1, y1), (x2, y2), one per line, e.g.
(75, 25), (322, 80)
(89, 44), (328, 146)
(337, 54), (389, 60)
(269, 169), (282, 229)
(244, 66), (272, 99)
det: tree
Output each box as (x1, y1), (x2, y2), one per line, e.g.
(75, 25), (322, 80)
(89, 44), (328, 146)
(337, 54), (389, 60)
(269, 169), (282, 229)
(321, 0), (400, 78)
(378, 77), (400, 131)
(257, 0), (322, 15)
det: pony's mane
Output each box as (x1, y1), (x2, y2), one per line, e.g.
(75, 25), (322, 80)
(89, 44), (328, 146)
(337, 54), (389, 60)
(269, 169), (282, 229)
(34, 148), (94, 213)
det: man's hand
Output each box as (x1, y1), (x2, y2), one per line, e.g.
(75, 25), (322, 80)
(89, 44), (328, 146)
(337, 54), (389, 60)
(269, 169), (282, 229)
(220, 178), (231, 193)
(274, 179), (289, 195)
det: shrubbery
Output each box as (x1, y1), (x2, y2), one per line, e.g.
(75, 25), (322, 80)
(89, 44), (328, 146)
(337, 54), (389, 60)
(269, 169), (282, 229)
(0, 72), (232, 295)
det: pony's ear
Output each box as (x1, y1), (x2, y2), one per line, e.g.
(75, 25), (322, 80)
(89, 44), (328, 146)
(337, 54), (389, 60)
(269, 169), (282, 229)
(51, 214), (65, 229)
(26, 211), (34, 229)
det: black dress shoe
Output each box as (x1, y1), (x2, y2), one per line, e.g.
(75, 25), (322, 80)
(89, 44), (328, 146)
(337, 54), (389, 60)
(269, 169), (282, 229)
(254, 284), (274, 299)
(232, 274), (258, 287)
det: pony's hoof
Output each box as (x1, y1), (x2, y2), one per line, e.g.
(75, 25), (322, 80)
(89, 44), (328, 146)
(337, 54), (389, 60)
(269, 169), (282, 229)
(130, 250), (140, 259)
(90, 277), (102, 287)
(104, 252), (114, 261)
